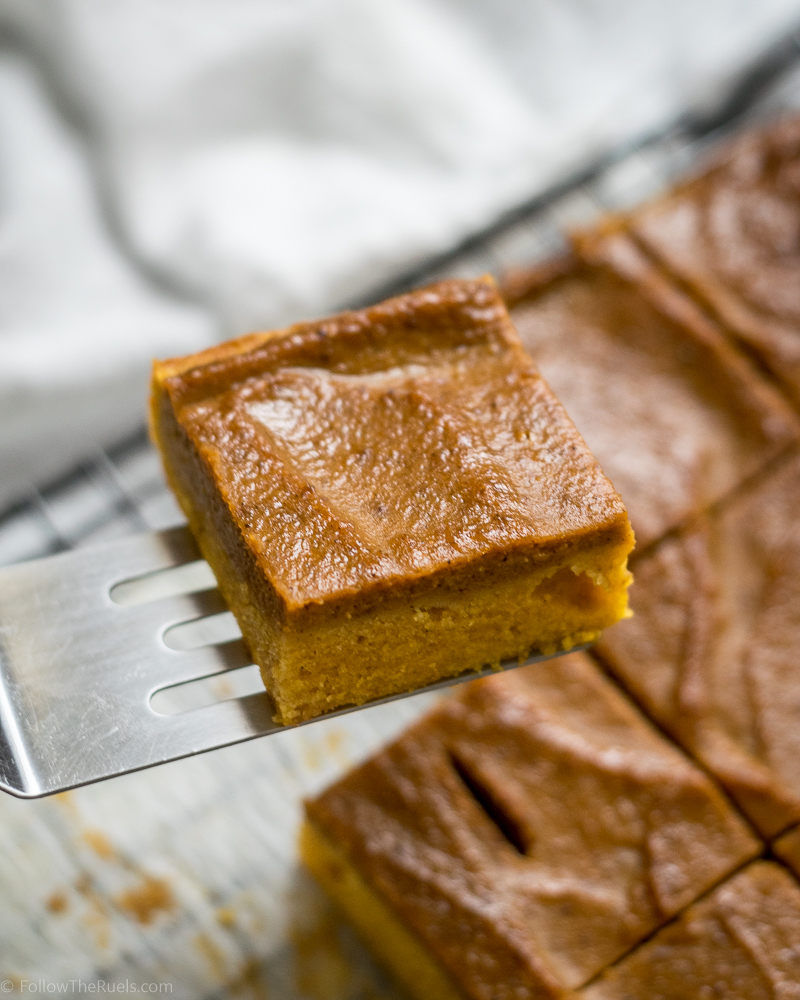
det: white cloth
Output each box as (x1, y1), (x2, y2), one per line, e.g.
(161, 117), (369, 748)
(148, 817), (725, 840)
(1, 0), (800, 507)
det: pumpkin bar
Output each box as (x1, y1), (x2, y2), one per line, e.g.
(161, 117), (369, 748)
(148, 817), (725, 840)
(596, 449), (800, 838)
(507, 234), (799, 548)
(627, 115), (800, 409)
(583, 863), (800, 1000)
(151, 278), (634, 725)
(301, 652), (758, 1000)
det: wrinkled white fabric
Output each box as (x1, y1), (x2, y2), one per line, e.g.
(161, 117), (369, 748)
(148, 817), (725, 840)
(0, 54), (211, 508)
(1, 0), (800, 506)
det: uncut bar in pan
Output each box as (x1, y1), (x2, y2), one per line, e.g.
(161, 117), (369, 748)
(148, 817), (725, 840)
(505, 230), (799, 550)
(597, 448), (800, 839)
(302, 652), (758, 1000)
(624, 115), (800, 412)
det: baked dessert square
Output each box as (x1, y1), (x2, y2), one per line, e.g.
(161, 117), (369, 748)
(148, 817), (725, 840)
(506, 233), (799, 548)
(626, 115), (800, 409)
(583, 862), (800, 1000)
(596, 448), (800, 837)
(301, 651), (759, 1000)
(774, 824), (800, 878)
(151, 278), (634, 725)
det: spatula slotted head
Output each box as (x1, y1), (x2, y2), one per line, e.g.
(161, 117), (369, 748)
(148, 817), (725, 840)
(0, 526), (586, 798)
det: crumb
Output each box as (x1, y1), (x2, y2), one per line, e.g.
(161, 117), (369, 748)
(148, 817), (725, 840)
(46, 891), (69, 914)
(115, 875), (175, 925)
(83, 829), (115, 861)
(195, 933), (228, 982)
(75, 872), (111, 949)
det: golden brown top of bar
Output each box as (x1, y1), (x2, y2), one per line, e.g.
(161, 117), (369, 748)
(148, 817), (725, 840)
(305, 652), (758, 999)
(583, 863), (800, 1000)
(507, 239), (799, 548)
(597, 448), (800, 837)
(627, 115), (800, 402)
(153, 278), (630, 609)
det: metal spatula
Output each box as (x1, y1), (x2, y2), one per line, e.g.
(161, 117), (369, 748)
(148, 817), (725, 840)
(0, 527), (582, 798)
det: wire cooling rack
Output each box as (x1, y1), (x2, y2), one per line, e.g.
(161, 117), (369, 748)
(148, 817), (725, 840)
(1, 27), (800, 568)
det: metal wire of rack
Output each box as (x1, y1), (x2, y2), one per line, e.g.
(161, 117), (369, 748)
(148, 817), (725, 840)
(1, 30), (800, 569)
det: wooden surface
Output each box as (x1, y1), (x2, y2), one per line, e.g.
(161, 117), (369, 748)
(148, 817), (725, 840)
(0, 693), (439, 998)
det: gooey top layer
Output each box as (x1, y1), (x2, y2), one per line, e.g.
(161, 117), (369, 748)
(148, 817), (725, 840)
(306, 652), (758, 999)
(162, 279), (628, 608)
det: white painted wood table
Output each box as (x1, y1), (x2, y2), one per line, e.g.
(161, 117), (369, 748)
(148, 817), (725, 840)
(0, 691), (439, 999)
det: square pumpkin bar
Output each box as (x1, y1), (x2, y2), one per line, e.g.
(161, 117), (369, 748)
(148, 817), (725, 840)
(506, 232), (799, 548)
(151, 278), (634, 725)
(596, 449), (800, 838)
(302, 652), (759, 1000)
(627, 115), (800, 410)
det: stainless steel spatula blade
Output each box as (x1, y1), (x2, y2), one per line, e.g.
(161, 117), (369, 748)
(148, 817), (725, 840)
(0, 526), (584, 798)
